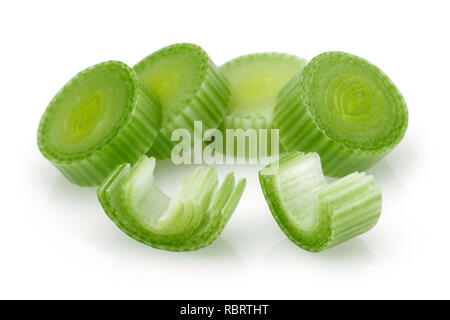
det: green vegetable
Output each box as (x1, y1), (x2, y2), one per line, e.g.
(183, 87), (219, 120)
(273, 52), (408, 177)
(97, 155), (246, 251)
(259, 152), (381, 252)
(38, 61), (161, 186)
(134, 43), (230, 159)
(220, 53), (307, 156)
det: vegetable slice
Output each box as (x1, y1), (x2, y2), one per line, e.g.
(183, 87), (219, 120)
(273, 51), (408, 176)
(38, 61), (161, 186)
(220, 53), (307, 156)
(97, 155), (246, 251)
(259, 152), (381, 252)
(134, 43), (230, 159)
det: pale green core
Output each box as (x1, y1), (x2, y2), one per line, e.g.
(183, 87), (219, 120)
(276, 154), (326, 231)
(63, 90), (107, 144)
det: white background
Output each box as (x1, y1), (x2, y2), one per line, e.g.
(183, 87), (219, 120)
(0, 0), (448, 299)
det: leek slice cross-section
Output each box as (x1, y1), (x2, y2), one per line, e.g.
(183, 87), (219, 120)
(259, 152), (381, 252)
(97, 155), (246, 251)
(220, 53), (307, 156)
(273, 51), (408, 177)
(134, 43), (230, 160)
(38, 61), (161, 186)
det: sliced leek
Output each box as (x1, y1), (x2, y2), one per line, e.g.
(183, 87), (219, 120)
(259, 152), (381, 252)
(97, 155), (246, 251)
(220, 53), (307, 156)
(273, 52), (408, 177)
(134, 43), (230, 159)
(38, 61), (161, 186)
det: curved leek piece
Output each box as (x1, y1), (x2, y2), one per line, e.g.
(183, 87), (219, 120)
(97, 155), (246, 251)
(220, 53), (307, 156)
(259, 152), (381, 252)
(38, 61), (161, 186)
(134, 43), (230, 159)
(273, 52), (408, 177)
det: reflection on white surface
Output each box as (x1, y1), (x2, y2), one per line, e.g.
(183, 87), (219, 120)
(263, 238), (376, 273)
(109, 237), (245, 276)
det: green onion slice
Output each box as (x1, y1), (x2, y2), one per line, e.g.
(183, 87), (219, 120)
(273, 52), (408, 176)
(220, 53), (307, 155)
(259, 152), (381, 252)
(97, 155), (246, 251)
(38, 61), (161, 186)
(134, 43), (230, 159)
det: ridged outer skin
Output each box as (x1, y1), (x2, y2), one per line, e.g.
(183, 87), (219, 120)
(273, 52), (408, 177)
(38, 61), (161, 186)
(259, 152), (381, 252)
(97, 156), (246, 252)
(322, 173), (381, 249)
(135, 44), (230, 159)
